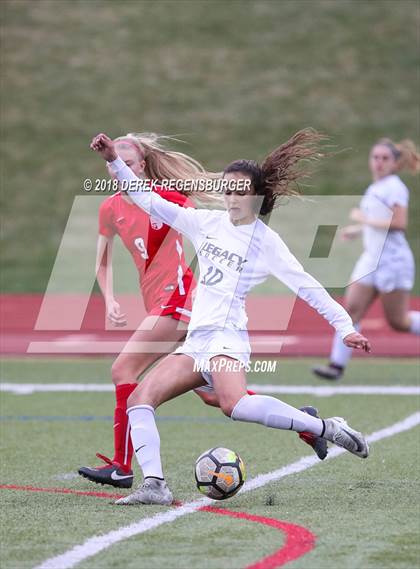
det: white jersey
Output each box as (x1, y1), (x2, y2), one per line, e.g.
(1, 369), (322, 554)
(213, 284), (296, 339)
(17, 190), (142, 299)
(360, 174), (411, 260)
(350, 174), (414, 292)
(109, 157), (355, 339)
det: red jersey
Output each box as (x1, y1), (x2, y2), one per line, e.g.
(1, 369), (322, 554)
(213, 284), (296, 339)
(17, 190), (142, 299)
(98, 189), (195, 321)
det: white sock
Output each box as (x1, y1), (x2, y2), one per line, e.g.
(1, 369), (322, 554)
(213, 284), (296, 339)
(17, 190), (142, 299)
(127, 405), (164, 479)
(409, 311), (420, 335)
(231, 394), (324, 436)
(330, 322), (360, 368)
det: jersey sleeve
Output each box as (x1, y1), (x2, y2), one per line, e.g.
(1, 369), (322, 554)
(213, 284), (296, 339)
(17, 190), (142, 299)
(108, 157), (200, 241)
(98, 198), (116, 238)
(154, 186), (192, 208)
(384, 177), (409, 208)
(267, 231), (355, 339)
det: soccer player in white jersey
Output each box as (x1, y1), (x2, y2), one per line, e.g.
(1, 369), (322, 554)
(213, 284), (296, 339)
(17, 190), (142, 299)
(91, 130), (371, 506)
(313, 138), (420, 380)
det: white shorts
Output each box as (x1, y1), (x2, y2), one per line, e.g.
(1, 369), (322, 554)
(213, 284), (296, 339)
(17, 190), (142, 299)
(350, 250), (415, 293)
(174, 327), (251, 387)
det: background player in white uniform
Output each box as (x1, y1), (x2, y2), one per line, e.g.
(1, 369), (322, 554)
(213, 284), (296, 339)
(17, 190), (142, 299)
(313, 138), (420, 380)
(91, 130), (371, 506)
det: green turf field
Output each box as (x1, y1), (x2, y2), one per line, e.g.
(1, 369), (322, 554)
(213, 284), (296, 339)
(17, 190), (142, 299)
(1, 0), (419, 293)
(1, 357), (419, 569)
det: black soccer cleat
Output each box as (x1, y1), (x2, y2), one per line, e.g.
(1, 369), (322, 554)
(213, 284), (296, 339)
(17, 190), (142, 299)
(312, 363), (344, 381)
(298, 406), (328, 460)
(78, 453), (134, 489)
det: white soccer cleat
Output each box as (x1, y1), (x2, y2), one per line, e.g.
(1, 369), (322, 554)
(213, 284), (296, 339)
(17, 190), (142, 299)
(115, 478), (173, 506)
(323, 417), (369, 458)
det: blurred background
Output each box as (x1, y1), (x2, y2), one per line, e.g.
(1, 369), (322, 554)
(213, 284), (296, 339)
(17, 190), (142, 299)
(1, 0), (419, 295)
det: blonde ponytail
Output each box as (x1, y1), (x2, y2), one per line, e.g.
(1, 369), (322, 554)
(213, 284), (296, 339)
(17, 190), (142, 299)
(376, 138), (420, 174)
(114, 133), (222, 205)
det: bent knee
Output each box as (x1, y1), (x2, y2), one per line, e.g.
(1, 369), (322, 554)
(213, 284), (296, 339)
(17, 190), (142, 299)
(111, 357), (147, 386)
(111, 359), (129, 386)
(387, 318), (409, 332)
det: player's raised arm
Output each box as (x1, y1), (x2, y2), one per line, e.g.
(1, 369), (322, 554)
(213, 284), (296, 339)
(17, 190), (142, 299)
(90, 133), (200, 240)
(268, 232), (371, 351)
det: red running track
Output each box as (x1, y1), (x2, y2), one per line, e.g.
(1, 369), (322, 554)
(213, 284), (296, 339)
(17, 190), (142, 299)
(0, 294), (419, 356)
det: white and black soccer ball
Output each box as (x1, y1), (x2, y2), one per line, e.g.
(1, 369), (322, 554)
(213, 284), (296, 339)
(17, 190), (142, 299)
(195, 447), (246, 500)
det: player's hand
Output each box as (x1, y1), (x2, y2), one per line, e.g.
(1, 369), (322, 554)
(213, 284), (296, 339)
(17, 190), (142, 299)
(339, 224), (362, 241)
(106, 298), (127, 327)
(90, 133), (118, 162)
(349, 208), (366, 224)
(343, 332), (371, 352)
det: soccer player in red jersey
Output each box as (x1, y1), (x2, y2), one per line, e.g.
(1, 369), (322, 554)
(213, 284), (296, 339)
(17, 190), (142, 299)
(78, 133), (223, 488)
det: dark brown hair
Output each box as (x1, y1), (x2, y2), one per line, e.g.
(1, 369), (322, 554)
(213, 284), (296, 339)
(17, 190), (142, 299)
(224, 128), (325, 216)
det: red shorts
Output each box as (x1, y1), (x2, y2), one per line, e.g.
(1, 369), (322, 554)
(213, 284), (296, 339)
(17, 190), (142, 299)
(148, 293), (193, 323)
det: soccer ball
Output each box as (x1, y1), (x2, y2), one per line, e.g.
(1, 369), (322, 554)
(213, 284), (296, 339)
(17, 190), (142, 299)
(195, 447), (246, 500)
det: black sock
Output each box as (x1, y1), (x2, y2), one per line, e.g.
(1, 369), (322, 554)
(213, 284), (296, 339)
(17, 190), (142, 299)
(329, 363), (344, 372)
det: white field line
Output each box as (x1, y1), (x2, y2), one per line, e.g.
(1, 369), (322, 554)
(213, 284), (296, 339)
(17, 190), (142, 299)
(34, 412), (420, 569)
(52, 473), (80, 481)
(1, 382), (419, 396)
(26, 335), (300, 353)
(0, 383), (115, 394)
(248, 385), (420, 397)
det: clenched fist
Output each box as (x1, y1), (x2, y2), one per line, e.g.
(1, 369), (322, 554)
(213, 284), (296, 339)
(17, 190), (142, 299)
(90, 133), (118, 162)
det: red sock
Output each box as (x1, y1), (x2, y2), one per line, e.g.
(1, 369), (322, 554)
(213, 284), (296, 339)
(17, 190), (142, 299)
(113, 383), (137, 471)
(247, 389), (256, 396)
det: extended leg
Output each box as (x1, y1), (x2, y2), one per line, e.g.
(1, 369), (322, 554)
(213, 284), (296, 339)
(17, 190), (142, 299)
(208, 357), (368, 459)
(381, 290), (420, 334)
(313, 283), (377, 380)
